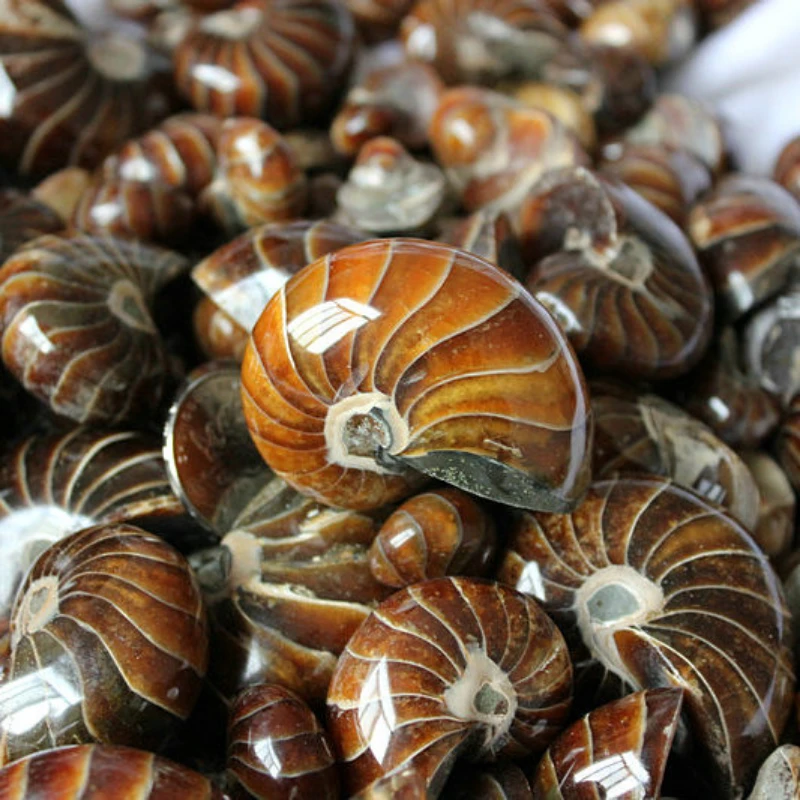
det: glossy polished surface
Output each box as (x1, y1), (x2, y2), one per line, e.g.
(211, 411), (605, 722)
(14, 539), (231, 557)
(498, 475), (795, 798)
(227, 683), (339, 799)
(688, 174), (800, 320)
(0, 744), (223, 798)
(0, 523), (208, 764)
(531, 688), (684, 799)
(522, 168), (713, 379)
(173, 0), (356, 128)
(327, 576), (573, 797)
(241, 237), (593, 512)
(0, 233), (187, 425)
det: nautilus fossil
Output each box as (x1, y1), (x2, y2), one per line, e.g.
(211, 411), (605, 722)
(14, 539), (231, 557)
(0, 744), (224, 798)
(400, 0), (568, 84)
(521, 167), (713, 379)
(429, 87), (587, 215)
(590, 389), (761, 531)
(498, 474), (795, 798)
(0, 426), (184, 622)
(0, 190), (62, 263)
(0, 232), (187, 425)
(191, 219), (366, 360)
(368, 487), (496, 588)
(0, 523), (208, 764)
(227, 683), (339, 799)
(0, 0), (172, 176)
(240, 237), (593, 512)
(330, 61), (443, 157)
(326, 576), (574, 797)
(173, 0), (356, 128)
(530, 688), (684, 799)
(336, 138), (446, 235)
(688, 175), (800, 321)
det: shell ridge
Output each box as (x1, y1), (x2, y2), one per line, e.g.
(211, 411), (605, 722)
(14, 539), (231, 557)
(30, 627), (78, 746)
(664, 583), (791, 609)
(344, 645), (456, 686)
(407, 581), (470, 664)
(71, 77), (113, 163)
(653, 548), (762, 585)
(615, 480), (671, 568)
(72, 451), (163, 513)
(43, 429), (81, 506)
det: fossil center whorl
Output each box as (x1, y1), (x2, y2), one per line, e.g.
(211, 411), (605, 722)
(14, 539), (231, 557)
(107, 279), (156, 333)
(200, 6), (263, 38)
(12, 575), (59, 649)
(443, 644), (518, 751)
(574, 565), (664, 687)
(325, 393), (410, 474)
(86, 33), (148, 82)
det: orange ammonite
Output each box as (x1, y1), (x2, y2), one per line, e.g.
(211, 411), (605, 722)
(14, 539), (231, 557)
(240, 238), (593, 512)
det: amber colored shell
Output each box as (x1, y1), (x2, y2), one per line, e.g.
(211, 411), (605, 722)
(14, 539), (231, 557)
(327, 576), (573, 797)
(681, 327), (781, 449)
(173, 0), (355, 128)
(336, 137), (446, 234)
(241, 237), (593, 512)
(0, 190), (62, 262)
(227, 684), (339, 799)
(530, 688), (684, 799)
(497, 475), (795, 798)
(621, 93), (725, 173)
(369, 487), (496, 587)
(522, 168), (712, 380)
(590, 391), (760, 531)
(330, 61), (444, 157)
(579, 0), (696, 65)
(688, 175), (800, 321)
(599, 142), (711, 225)
(192, 220), (367, 356)
(749, 744), (800, 800)
(345, 0), (414, 41)
(774, 136), (800, 202)
(776, 393), (800, 493)
(201, 118), (307, 234)
(0, 744), (224, 798)
(429, 87), (587, 215)
(0, 523), (208, 764)
(0, 233), (187, 425)
(0, 0), (170, 176)
(438, 211), (525, 279)
(193, 296), (251, 360)
(401, 0), (568, 85)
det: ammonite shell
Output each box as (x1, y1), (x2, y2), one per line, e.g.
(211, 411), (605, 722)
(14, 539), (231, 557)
(0, 232), (187, 425)
(327, 576), (574, 797)
(0, 744), (224, 798)
(400, 0), (568, 85)
(579, 0), (696, 65)
(429, 87), (588, 215)
(530, 688), (684, 799)
(369, 486), (496, 587)
(0, 426), (184, 620)
(599, 142), (711, 225)
(173, 0), (356, 129)
(336, 137), (446, 235)
(438, 211), (525, 279)
(590, 390), (760, 531)
(330, 61), (443, 157)
(497, 475), (795, 798)
(620, 93), (725, 173)
(227, 683), (339, 799)
(32, 166), (93, 225)
(192, 219), (367, 360)
(0, 0), (170, 176)
(743, 287), (800, 406)
(201, 118), (307, 234)
(749, 745), (800, 800)
(774, 136), (800, 203)
(241, 237), (593, 512)
(0, 523), (208, 764)
(741, 451), (796, 563)
(0, 190), (62, 263)
(521, 168), (713, 380)
(680, 327), (781, 449)
(688, 175), (800, 320)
